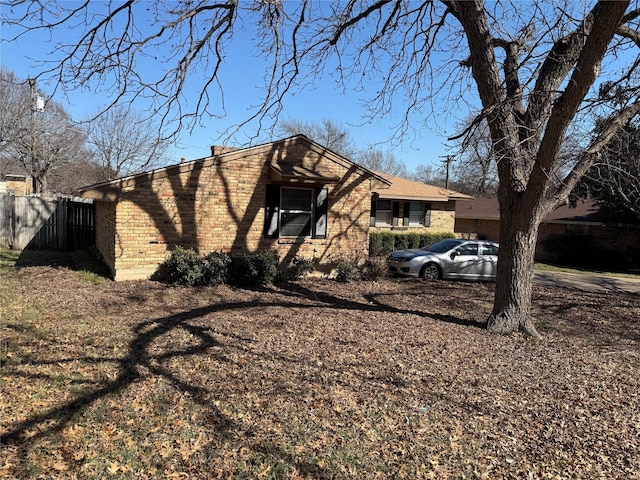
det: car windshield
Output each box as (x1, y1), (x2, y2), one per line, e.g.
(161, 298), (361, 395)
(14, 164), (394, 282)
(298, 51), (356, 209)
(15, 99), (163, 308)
(422, 239), (463, 253)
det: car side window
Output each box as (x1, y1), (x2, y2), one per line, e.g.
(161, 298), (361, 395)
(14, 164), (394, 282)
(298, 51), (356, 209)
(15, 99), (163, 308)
(456, 244), (478, 256)
(482, 244), (499, 256)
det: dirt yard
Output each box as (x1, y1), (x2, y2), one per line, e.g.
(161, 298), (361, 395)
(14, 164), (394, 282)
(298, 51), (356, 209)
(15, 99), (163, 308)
(1, 250), (639, 479)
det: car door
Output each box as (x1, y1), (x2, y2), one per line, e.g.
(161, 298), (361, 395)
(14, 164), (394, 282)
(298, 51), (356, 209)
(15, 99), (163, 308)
(478, 243), (499, 279)
(447, 242), (481, 279)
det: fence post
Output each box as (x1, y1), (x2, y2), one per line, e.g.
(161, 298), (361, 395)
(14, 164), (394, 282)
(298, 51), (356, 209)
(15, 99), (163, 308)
(58, 198), (67, 250)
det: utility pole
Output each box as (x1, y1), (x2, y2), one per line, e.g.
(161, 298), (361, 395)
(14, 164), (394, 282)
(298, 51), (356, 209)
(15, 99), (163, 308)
(28, 77), (36, 194)
(439, 155), (453, 189)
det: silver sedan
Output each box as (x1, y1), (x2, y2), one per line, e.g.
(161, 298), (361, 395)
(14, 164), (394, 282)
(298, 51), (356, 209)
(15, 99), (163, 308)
(387, 239), (499, 280)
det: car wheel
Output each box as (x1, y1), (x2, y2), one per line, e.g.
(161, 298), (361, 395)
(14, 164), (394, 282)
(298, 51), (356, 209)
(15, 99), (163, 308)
(420, 263), (441, 280)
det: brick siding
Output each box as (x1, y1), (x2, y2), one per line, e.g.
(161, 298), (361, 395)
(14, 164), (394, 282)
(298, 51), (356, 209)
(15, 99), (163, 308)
(370, 201), (456, 233)
(96, 148), (373, 281)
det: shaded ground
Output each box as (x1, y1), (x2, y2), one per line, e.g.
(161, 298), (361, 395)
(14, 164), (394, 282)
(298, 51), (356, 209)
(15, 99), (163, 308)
(1, 251), (639, 479)
(534, 270), (640, 295)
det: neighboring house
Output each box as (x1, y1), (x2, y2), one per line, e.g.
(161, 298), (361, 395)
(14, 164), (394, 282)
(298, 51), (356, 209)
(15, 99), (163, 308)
(0, 175), (33, 196)
(370, 172), (471, 233)
(454, 197), (636, 262)
(77, 135), (391, 281)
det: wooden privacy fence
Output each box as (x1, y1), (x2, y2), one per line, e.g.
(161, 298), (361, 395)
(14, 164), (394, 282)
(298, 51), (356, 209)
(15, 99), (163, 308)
(0, 194), (95, 251)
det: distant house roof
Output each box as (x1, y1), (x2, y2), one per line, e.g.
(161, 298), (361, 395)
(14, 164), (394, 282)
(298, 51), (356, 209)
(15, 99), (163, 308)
(2, 174), (30, 181)
(456, 197), (603, 224)
(372, 171), (472, 202)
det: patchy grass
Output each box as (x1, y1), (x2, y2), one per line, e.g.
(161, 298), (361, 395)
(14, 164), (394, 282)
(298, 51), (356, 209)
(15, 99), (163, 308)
(1, 251), (639, 479)
(69, 249), (112, 283)
(0, 249), (21, 273)
(535, 261), (640, 278)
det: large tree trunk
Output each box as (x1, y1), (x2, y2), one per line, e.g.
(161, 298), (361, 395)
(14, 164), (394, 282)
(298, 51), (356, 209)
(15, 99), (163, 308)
(487, 195), (544, 339)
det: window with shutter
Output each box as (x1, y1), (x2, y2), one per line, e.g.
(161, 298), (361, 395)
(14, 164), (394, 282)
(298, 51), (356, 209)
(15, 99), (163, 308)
(264, 185), (329, 239)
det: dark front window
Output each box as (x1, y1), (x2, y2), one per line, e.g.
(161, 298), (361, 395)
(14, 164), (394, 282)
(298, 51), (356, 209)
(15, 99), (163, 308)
(375, 199), (392, 226)
(280, 188), (312, 237)
(403, 201), (432, 227)
(264, 185), (328, 239)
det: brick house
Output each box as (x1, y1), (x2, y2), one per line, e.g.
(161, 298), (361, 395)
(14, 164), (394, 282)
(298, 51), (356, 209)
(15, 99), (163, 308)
(454, 197), (640, 263)
(370, 172), (471, 233)
(0, 174), (33, 196)
(77, 135), (390, 281)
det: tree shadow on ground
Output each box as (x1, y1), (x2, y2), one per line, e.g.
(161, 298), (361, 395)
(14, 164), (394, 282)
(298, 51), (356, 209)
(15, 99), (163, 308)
(11, 249), (111, 282)
(1, 275), (487, 477)
(13, 249), (75, 269)
(274, 280), (488, 329)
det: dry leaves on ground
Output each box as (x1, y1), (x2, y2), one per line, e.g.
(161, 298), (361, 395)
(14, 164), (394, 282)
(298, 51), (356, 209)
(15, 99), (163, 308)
(1, 252), (639, 479)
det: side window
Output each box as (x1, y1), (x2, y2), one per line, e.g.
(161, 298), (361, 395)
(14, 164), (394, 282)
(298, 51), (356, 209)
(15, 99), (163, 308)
(375, 199), (392, 226)
(407, 201), (426, 226)
(456, 243), (479, 256)
(482, 243), (499, 256)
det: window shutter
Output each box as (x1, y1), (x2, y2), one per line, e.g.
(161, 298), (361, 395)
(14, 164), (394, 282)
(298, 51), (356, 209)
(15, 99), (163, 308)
(314, 187), (328, 239)
(370, 199), (377, 227)
(403, 202), (410, 226)
(392, 202), (400, 226)
(264, 185), (280, 238)
(424, 203), (432, 227)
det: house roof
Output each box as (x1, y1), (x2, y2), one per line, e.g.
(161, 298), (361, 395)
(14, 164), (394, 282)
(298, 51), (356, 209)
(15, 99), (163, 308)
(268, 162), (342, 184)
(372, 171), (472, 202)
(455, 197), (603, 224)
(2, 174), (30, 181)
(77, 135), (390, 201)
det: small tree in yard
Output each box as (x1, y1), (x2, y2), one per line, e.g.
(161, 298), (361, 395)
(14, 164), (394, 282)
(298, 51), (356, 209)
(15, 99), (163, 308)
(5, 1), (640, 337)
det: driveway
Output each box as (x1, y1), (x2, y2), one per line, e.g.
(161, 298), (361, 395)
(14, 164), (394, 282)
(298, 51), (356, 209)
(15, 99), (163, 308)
(534, 270), (640, 295)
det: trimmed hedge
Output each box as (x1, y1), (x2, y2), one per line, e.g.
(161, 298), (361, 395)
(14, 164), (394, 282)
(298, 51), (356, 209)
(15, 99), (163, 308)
(541, 234), (631, 272)
(369, 231), (455, 256)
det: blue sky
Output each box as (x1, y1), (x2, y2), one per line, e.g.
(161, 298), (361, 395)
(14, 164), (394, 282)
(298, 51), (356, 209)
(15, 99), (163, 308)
(0, 2), (471, 173)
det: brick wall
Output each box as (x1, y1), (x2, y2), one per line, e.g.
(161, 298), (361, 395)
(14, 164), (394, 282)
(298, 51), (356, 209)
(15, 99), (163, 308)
(98, 148), (373, 281)
(370, 201), (457, 233)
(95, 201), (117, 277)
(3, 178), (32, 196)
(455, 218), (501, 242)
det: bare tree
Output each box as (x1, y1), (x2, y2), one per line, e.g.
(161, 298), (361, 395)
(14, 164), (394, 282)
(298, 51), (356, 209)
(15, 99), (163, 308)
(277, 118), (359, 159)
(278, 118), (409, 176)
(5, 1), (640, 336)
(0, 67), (27, 176)
(412, 164), (446, 187)
(449, 117), (498, 196)
(0, 67), (87, 193)
(86, 105), (170, 181)
(356, 148), (408, 178)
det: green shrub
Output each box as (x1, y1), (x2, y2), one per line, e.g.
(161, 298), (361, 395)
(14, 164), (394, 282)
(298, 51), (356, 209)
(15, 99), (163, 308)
(201, 251), (231, 286)
(406, 232), (421, 250)
(228, 250), (280, 288)
(287, 256), (315, 281)
(395, 234), (409, 251)
(335, 259), (361, 283)
(381, 232), (395, 255)
(542, 234), (628, 271)
(369, 233), (384, 257)
(165, 246), (205, 286)
(361, 257), (387, 281)
(369, 231), (455, 256)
